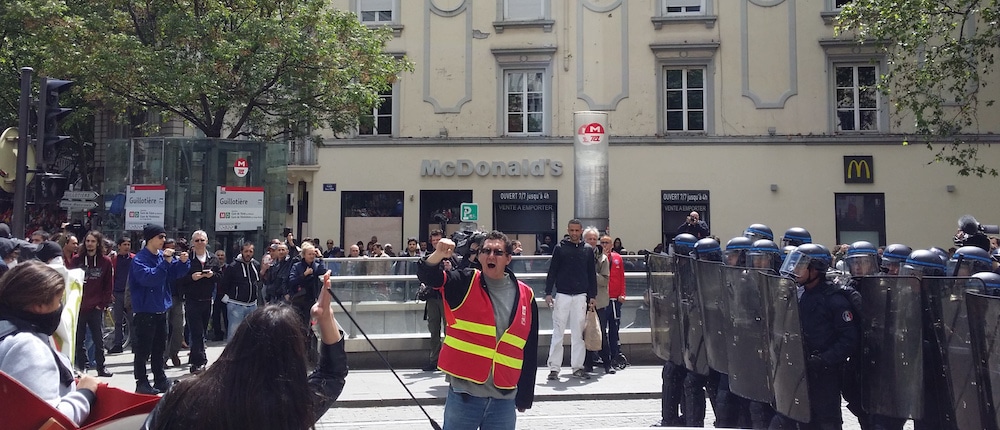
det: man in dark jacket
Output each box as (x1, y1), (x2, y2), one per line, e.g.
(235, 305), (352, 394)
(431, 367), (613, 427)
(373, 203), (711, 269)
(108, 237), (133, 354)
(287, 243), (327, 326)
(417, 232), (538, 429)
(177, 230), (220, 373)
(130, 224), (190, 394)
(544, 219), (597, 380)
(261, 242), (292, 304)
(220, 242), (260, 341)
(72, 230), (115, 377)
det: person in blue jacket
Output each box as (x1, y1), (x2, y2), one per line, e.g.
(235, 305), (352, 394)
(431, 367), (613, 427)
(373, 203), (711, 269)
(129, 224), (190, 395)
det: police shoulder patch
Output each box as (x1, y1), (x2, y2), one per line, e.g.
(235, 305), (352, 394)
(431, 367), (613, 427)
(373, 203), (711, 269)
(842, 310), (854, 322)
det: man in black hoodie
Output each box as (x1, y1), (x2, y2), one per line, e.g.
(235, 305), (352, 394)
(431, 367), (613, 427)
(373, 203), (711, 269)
(543, 219), (597, 381)
(177, 230), (221, 373)
(220, 242), (260, 341)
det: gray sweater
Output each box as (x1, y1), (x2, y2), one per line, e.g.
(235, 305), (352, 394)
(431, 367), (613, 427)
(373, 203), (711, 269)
(0, 329), (93, 425)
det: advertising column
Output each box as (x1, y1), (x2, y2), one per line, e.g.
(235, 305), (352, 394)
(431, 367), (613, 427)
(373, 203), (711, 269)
(216, 186), (265, 231)
(124, 184), (166, 231)
(574, 111), (609, 232)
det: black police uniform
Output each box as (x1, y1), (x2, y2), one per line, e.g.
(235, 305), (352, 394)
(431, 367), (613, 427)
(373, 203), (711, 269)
(798, 279), (860, 428)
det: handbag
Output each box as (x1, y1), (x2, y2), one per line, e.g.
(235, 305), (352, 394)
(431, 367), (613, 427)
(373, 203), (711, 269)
(584, 305), (602, 351)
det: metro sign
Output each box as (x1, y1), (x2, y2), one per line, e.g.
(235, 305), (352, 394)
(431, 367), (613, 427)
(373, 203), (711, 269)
(234, 158), (249, 178)
(577, 122), (605, 145)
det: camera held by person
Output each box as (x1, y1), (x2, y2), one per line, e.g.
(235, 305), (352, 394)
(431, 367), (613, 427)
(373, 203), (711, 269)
(954, 215), (998, 251)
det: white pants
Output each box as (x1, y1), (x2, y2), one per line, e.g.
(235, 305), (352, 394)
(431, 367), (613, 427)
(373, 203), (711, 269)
(547, 292), (588, 372)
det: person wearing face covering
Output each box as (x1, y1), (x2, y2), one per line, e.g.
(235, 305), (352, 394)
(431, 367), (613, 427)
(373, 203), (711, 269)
(0, 261), (101, 426)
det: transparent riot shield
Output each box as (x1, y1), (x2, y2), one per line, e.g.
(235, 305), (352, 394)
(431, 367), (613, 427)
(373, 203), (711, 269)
(854, 276), (924, 420)
(678, 254), (709, 375)
(648, 254), (684, 365)
(966, 291), (1000, 430)
(721, 266), (773, 403)
(923, 277), (985, 430)
(695, 260), (729, 375)
(761, 273), (810, 423)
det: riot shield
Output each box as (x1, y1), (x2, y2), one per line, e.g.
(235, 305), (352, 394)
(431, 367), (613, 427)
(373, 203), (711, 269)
(678, 254), (710, 375)
(648, 254), (684, 365)
(695, 260), (729, 374)
(966, 291), (1000, 430)
(761, 273), (810, 423)
(721, 266), (773, 403)
(923, 277), (985, 430)
(854, 276), (924, 420)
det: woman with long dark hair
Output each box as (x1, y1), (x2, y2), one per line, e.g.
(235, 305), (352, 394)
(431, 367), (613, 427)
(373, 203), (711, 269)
(144, 274), (347, 429)
(0, 261), (100, 426)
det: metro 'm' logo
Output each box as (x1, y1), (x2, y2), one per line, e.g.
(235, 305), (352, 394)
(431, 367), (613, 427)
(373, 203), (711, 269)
(578, 123), (605, 135)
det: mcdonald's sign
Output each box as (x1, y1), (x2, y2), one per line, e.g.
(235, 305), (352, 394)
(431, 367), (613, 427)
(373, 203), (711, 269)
(844, 156), (874, 184)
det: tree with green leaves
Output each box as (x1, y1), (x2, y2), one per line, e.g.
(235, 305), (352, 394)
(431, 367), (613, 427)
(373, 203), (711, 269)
(50, 0), (410, 140)
(837, 1), (1000, 177)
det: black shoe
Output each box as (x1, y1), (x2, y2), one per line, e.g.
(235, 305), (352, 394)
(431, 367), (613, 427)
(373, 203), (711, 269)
(604, 367), (616, 374)
(572, 369), (591, 379)
(190, 365), (205, 374)
(107, 346), (124, 354)
(170, 353), (182, 367)
(421, 362), (438, 372)
(136, 382), (160, 395)
(153, 379), (173, 393)
(547, 370), (559, 380)
(97, 367), (114, 377)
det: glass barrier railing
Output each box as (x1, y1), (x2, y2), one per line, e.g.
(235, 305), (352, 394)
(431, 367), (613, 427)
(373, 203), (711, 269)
(310, 255), (667, 336)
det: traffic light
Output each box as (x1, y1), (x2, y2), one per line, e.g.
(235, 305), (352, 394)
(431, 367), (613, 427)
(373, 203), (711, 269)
(35, 78), (74, 171)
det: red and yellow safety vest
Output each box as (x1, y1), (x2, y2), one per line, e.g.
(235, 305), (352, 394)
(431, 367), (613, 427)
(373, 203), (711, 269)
(437, 271), (534, 389)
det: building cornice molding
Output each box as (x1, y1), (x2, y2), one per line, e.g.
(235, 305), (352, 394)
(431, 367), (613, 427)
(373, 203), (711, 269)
(319, 134), (1000, 148)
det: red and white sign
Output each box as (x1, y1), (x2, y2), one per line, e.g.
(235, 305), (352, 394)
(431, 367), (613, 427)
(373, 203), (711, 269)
(576, 122), (605, 146)
(216, 186), (265, 231)
(124, 184), (167, 231)
(234, 158), (249, 178)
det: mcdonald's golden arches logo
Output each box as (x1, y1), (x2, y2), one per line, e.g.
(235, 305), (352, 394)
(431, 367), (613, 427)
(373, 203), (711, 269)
(844, 156), (874, 184)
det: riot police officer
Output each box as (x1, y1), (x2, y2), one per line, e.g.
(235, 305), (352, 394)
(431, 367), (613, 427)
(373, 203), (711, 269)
(780, 227), (812, 248)
(898, 250), (949, 430)
(724, 236), (753, 267)
(748, 239), (781, 273)
(842, 241), (880, 277)
(946, 245), (994, 276)
(681, 237), (723, 427)
(652, 234), (698, 427)
(971, 271), (1000, 296)
(773, 244), (859, 430)
(744, 223), (774, 242)
(880, 243), (911, 275)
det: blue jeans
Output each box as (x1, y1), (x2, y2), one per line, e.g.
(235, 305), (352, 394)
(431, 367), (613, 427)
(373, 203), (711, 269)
(443, 387), (516, 430)
(226, 302), (257, 341)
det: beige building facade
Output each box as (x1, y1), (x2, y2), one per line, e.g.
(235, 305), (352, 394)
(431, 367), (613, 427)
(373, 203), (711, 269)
(288, 0), (1000, 253)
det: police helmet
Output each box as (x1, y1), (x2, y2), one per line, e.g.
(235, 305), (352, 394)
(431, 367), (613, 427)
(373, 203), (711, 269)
(743, 223), (774, 242)
(844, 241), (881, 277)
(779, 243), (832, 278)
(970, 272), (1000, 295)
(673, 233), (698, 256)
(900, 249), (947, 277)
(781, 227), (812, 247)
(947, 246), (994, 276)
(724, 236), (753, 267)
(694, 238), (722, 262)
(747, 239), (781, 271)
(880, 243), (912, 274)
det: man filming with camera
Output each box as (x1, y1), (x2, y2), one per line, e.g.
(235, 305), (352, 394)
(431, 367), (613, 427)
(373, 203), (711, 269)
(677, 211), (710, 239)
(954, 214), (996, 252)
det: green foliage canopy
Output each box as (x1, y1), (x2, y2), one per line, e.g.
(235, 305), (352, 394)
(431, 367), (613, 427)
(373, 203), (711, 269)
(50, 0), (411, 139)
(837, 0), (1000, 177)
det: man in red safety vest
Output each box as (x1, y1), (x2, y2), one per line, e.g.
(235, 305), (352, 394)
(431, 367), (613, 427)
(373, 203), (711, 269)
(417, 230), (539, 430)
